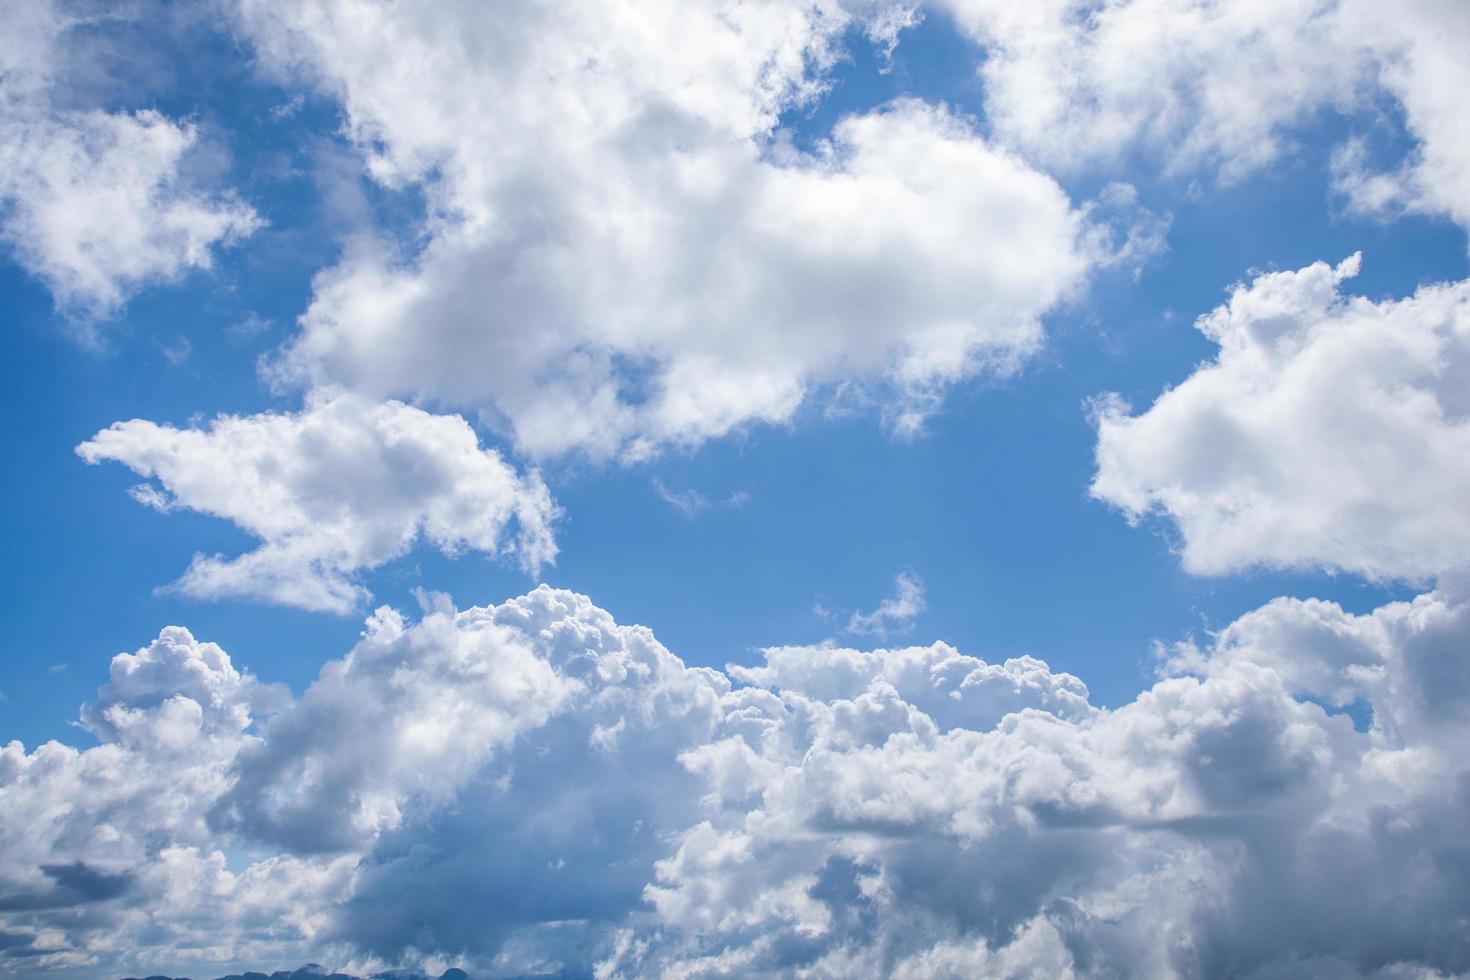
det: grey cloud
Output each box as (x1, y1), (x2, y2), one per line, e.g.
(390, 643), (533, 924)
(0, 863), (132, 913)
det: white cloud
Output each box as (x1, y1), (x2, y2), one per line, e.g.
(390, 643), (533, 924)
(210, 597), (577, 854)
(0, 627), (335, 972)
(845, 571), (927, 636)
(77, 391), (559, 613)
(938, 0), (1470, 236)
(4, 583), (1470, 976)
(731, 632), (1093, 731)
(1092, 254), (1470, 582)
(652, 480), (749, 519)
(1330, 0), (1470, 232)
(939, 0), (1372, 180)
(231, 0), (1135, 460)
(0, 0), (260, 330)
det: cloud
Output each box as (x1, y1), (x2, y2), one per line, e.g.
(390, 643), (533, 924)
(4, 583), (1469, 976)
(652, 479), (749, 519)
(1329, 0), (1470, 233)
(938, 0), (1373, 180)
(77, 391), (559, 613)
(731, 632), (1093, 732)
(0, 0), (260, 331)
(209, 597), (579, 855)
(845, 571), (927, 636)
(652, 480), (713, 519)
(230, 0), (1140, 460)
(0, 626), (334, 971)
(938, 0), (1470, 234)
(1092, 254), (1470, 582)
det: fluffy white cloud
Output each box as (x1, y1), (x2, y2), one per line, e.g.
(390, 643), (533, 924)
(0, 0), (260, 328)
(77, 391), (558, 613)
(1330, 0), (1470, 231)
(231, 0), (1137, 459)
(0, 627), (348, 972)
(940, 0), (1371, 180)
(5, 584), (1469, 977)
(939, 0), (1470, 232)
(730, 632), (1093, 732)
(1092, 254), (1470, 581)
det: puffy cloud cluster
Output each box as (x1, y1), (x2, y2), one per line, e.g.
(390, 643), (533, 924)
(0, 0), (260, 328)
(1092, 253), (1470, 582)
(230, 0), (1137, 459)
(1329, 0), (1470, 231)
(77, 391), (558, 613)
(937, 0), (1470, 230)
(940, 0), (1371, 180)
(5, 583), (1469, 977)
(0, 627), (350, 971)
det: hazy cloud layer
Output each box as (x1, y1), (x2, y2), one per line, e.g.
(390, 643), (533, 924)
(4, 584), (1468, 977)
(78, 392), (558, 613)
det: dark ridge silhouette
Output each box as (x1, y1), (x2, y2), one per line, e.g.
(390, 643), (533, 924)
(121, 967), (471, 980)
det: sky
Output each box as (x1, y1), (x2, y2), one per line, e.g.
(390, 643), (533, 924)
(1, 1), (1469, 978)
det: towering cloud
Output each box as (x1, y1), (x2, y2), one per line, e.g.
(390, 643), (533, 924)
(3, 584), (1467, 977)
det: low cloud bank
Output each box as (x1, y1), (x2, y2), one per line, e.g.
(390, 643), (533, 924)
(3, 583), (1467, 978)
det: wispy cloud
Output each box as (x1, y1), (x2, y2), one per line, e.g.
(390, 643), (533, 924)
(158, 336), (191, 366)
(653, 479), (749, 519)
(846, 572), (926, 637)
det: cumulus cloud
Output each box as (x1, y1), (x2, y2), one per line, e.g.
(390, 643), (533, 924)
(9, 3), (1470, 977)
(4, 584), (1469, 977)
(938, 0), (1470, 232)
(0, 0), (260, 329)
(77, 391), (558, 613)
(1330, 0), (1470, 232)
(1092, 253), (1470, 582)
(228, 0), (1144, 460)
(938, 0), (1373, 179)
(0, 627), (342, 972)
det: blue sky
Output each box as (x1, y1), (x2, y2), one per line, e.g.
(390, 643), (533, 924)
(3, 1), (1470, 977)
(3, 9), (1459, 740)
